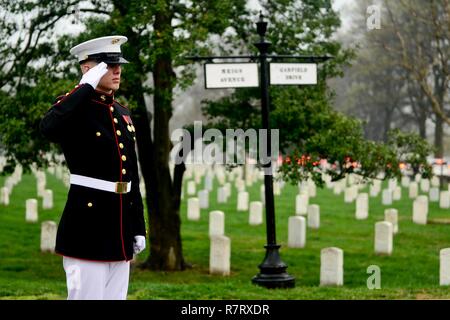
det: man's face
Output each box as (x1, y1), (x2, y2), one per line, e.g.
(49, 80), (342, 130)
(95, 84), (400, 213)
(81, 61), (122, 93)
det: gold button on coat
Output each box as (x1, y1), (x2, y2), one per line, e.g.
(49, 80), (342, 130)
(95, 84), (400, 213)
(116, 130), (121, 136)
(127, 125), (132, 132)
(110, 106), (114, 112)
(87, 202), (93, 207)
(96, 132), (101, 137)
(119, 143), (124, 149)
(114, 118), (118, 124)
(122, 169), (127, 174)
(121, 155), (127, 161)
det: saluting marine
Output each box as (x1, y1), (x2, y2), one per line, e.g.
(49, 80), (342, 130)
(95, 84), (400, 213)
(40, 36), (146, 300)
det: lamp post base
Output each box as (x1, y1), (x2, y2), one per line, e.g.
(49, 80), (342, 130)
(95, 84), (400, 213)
(252, 245), (295, 289)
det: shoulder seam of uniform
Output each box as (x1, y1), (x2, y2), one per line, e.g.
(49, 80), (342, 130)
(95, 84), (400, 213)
(53, 84), (85, 105)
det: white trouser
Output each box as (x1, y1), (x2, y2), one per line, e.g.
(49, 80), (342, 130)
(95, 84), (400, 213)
(63, 256), (130, 300)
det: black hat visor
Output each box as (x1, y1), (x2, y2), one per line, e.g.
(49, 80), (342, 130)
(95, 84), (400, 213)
(81, 52), (129, 64)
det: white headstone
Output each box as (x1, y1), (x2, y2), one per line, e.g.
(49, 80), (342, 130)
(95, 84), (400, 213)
(0, 187), (9, 205)
(260, 184), (265, 205)
(40, 221), (57, 253)
(431, 176), (440, 188)
(393, 186), (402, 201)
(209, 235), (230, 276)
(429, 187), (440, 202)
(295, 193), (309, 215)
(273, 181), (281, 196)
(249, 201), (263, 226)
(388, 178), (397, 191)
(440, 248), (450, 286)
(355, 193), (369, 220)
(25, 199), (38, 223)
(235, 179), (245, 192)
(224, 183), (231, 199)
(382, 189), (393, 205)
(42, 189), (53, 209)
(204, 173), (213, 191)
(333, 182), (343, 195)
(209, 210), (224, 237)
(420, 179), (430, 193)
(237, 191), (249, 211)
(412, 195), (428, 225)
(401, 176), (410, 187)
(37, 180), (46, 198)
(370, 180), (380, 198)
(344, 187), (355, 203)
(307, 204), (320, 229)
(187, 197), (200, 221)
(198, 189), (209, 209)
(375, 221), (393, 255)
(308, 181), (317, 198)
(384, 209), (399, 234)
(320, 247), (344, 286)
(217, 186), (227, 204)
(55, 166), (63, 180)
(439, 191), (450, 209)
(288, 216), (306, 248)
(409, 182), (419, 199)
(187, 181), (196, 196)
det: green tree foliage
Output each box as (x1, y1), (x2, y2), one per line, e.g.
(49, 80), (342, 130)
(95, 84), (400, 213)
(201, 1), (433, 187)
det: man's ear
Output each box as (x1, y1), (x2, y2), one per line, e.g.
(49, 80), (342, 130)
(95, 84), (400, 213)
(80, 61), (97, 74)
(80, 64), (91, 74)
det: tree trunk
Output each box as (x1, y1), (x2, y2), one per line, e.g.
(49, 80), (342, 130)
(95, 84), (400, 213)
(433, 71), (445, 159)
(142, 3), (186, 270)
(434, 115), (444, 158)
(418, 105), (427, 139)
(113, 0), (186, 271)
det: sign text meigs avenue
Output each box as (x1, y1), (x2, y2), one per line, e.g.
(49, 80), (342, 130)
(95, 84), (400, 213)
(187, 12), (332, 289)
(205, 63), (259, 89)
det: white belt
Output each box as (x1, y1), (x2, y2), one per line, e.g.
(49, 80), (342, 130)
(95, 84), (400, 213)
(70, 174), (131, 194)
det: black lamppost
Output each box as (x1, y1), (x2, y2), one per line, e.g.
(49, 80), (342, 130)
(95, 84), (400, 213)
(251, 13), (295, 289)
(186, 12), (331, 290)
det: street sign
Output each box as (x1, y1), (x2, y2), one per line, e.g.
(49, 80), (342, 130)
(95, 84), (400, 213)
(204, 63), (259, 89)
(269, 63), (317, 85)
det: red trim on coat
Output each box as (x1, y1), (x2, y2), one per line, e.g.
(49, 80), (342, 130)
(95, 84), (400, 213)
(90, 99), (117, 107)
(107, 103), (128, 261)
(54, 84), (85, 105)
(114, 100), (129, 110)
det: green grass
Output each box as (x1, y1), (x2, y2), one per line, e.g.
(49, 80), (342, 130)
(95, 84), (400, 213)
(0, 172), (449, 300)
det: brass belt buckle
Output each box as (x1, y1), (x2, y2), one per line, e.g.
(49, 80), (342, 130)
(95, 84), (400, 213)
(115, 182), (128, 194)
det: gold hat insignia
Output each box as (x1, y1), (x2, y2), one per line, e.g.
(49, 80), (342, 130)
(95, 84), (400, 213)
(111, 38), (120, 44)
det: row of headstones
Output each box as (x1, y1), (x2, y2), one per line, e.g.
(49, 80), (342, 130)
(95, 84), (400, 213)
(187, 198), (267, 226)
(22, 169), (55, 222)
(354, 191), (446, 224)
(318, 246), (450, 286)
(333, 177), (449, 208)
(185, 177), (287, 210)
(36, 213), (450, 286)
(0, 165), (23, 205)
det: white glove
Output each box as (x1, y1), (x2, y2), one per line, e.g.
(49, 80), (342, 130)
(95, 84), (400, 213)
(133, 235), (146, 255)
(79, 62), (108, 89)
